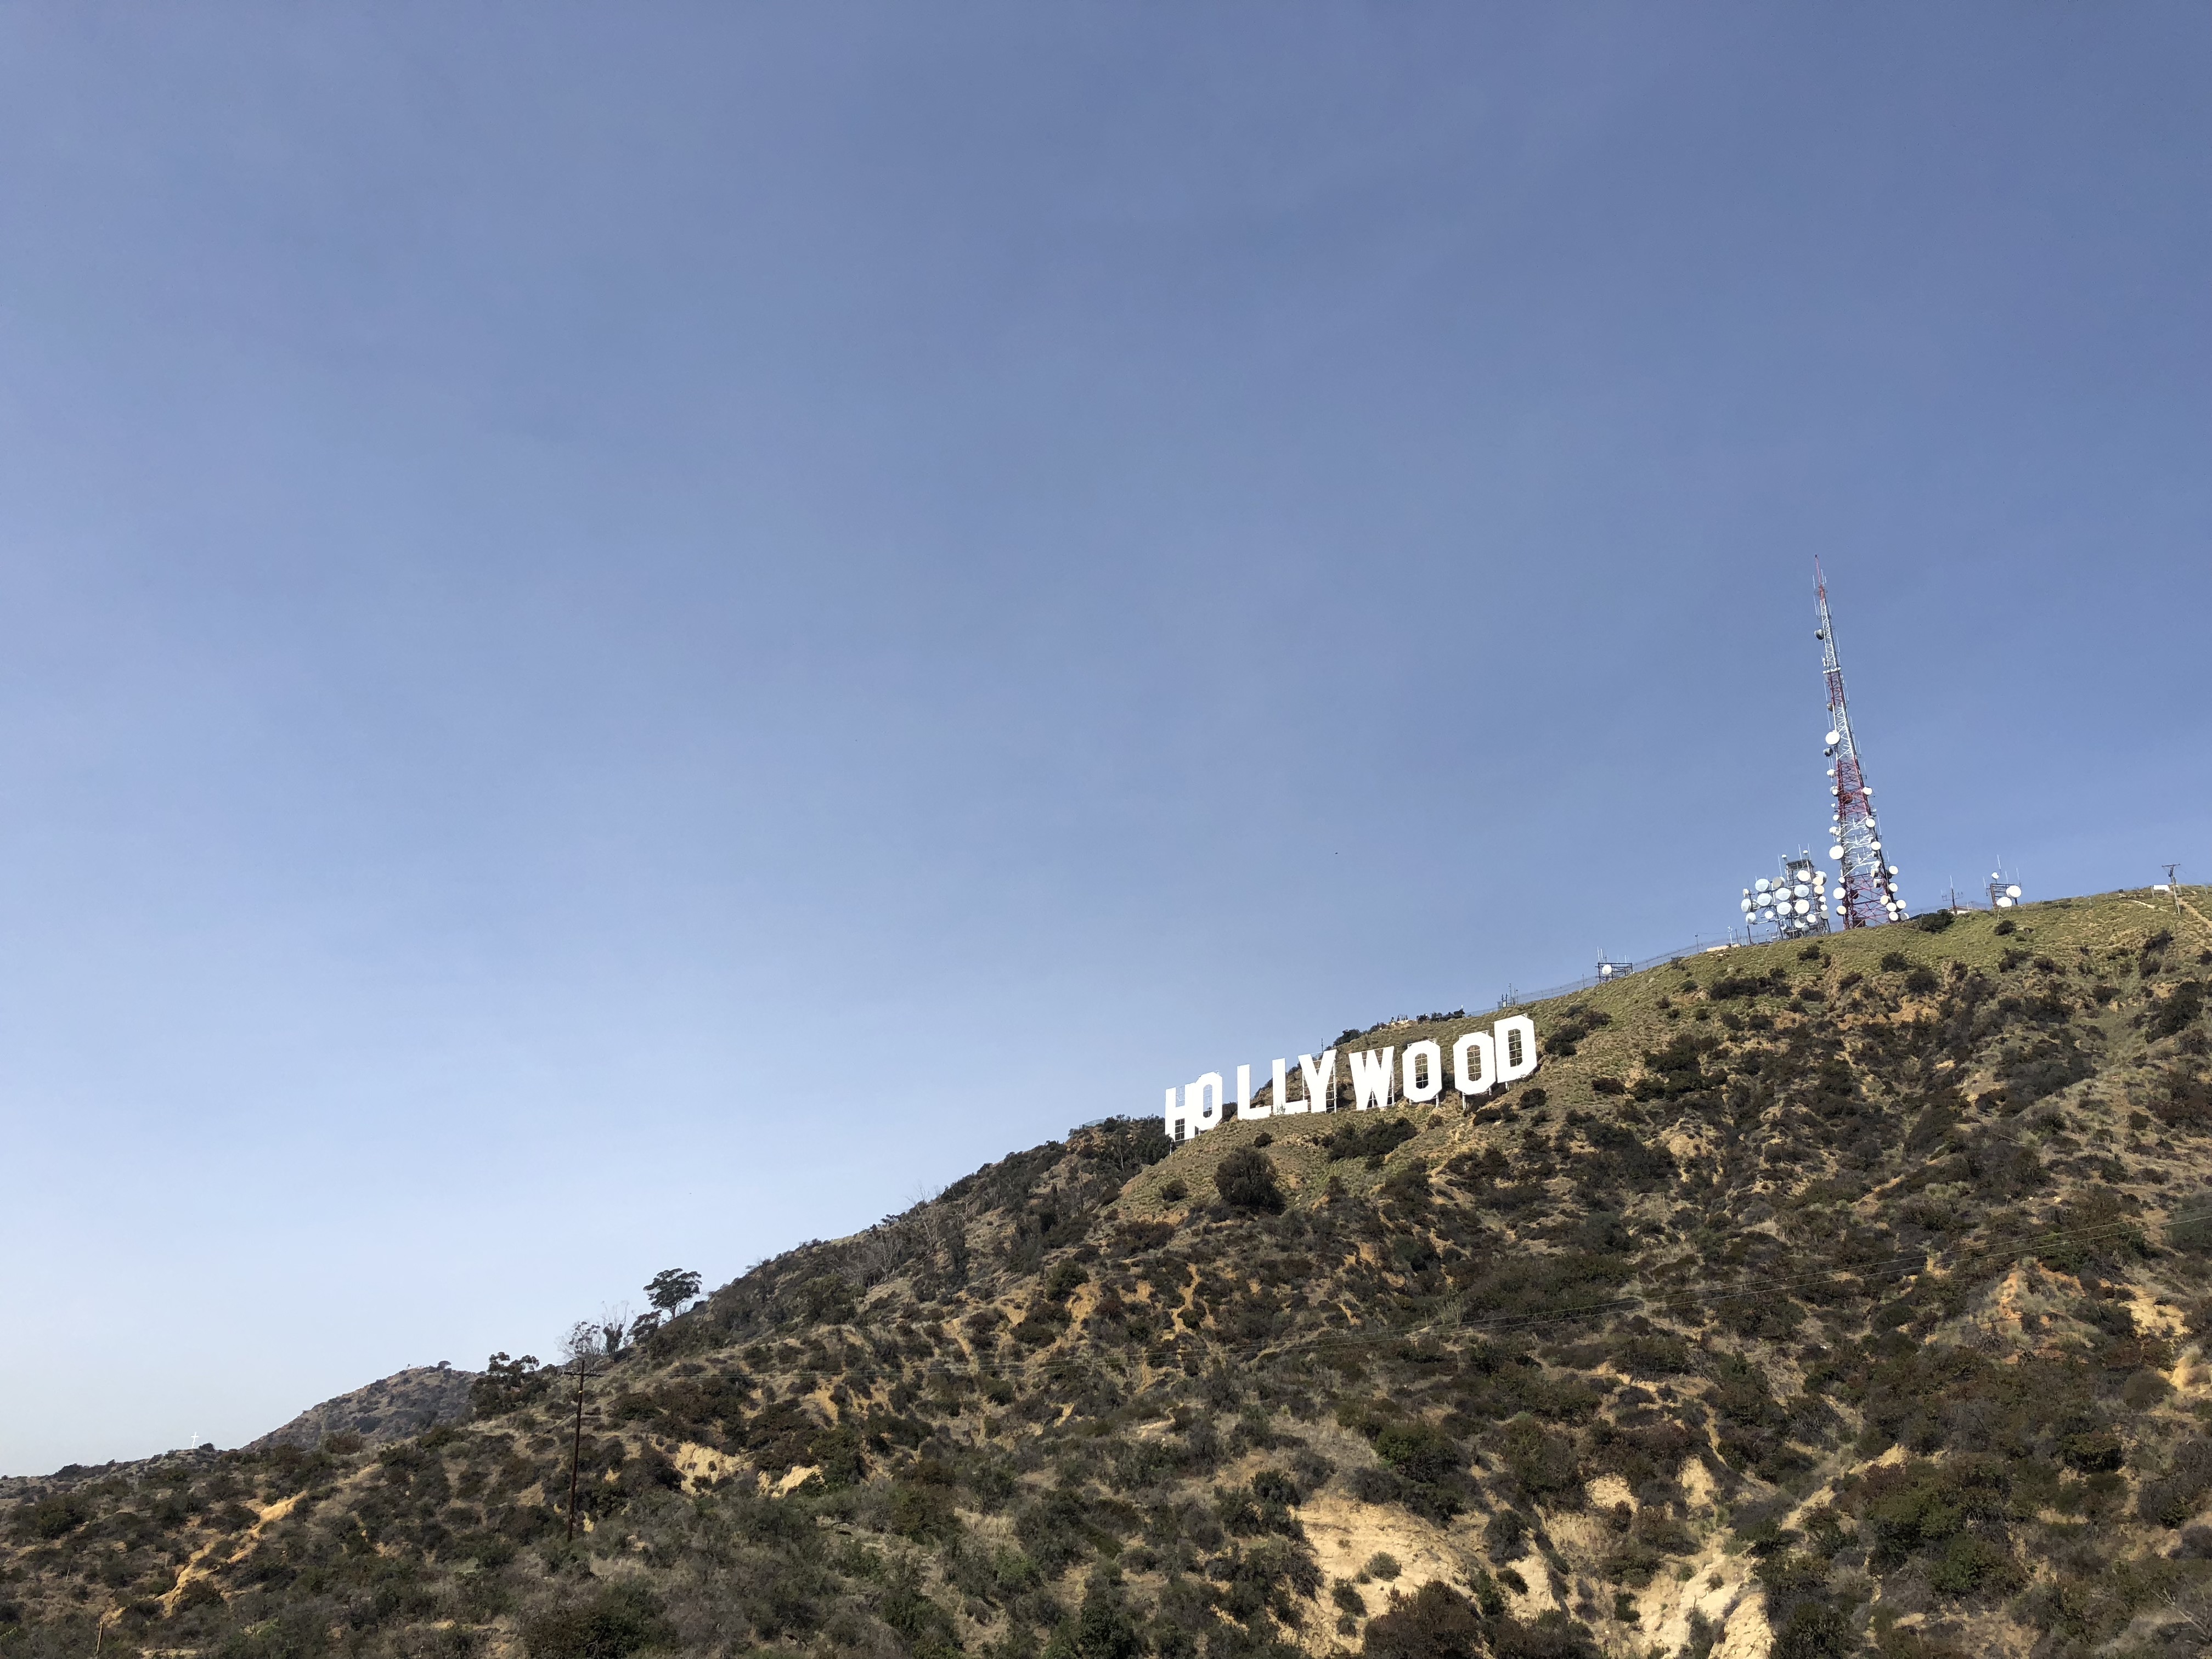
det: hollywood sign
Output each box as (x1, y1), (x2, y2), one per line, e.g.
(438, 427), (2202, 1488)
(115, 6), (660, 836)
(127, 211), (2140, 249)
(1164, 1015), (1539, 1142)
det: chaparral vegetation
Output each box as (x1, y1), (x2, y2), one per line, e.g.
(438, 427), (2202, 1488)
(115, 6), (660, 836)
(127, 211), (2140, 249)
(5, 889), (2212, 1658)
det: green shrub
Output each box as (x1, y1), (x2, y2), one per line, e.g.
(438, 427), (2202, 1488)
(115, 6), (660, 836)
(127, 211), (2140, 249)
(889, 1479), (956, 1541)
(1495, 1419), (1578, 1500)
(1769, 1599), (1852, 1658)
(1322, 1118), (1418, 1163)
(1708, 970), (1785, 1001)
(1053, 1581), (1142, 1659)
(880, 1562), (962, 1659)
(14, 1494), (87, 1541)
(1014, 1487), (1097, 1575)
(1927, 1533), (2021, 1597)
(1045, 1261), (1089, 1300)
(1374, 1423), (1461, 1487)
(2137, 1441), (2212, 1528)
(522, 1583), (674, 1659)
(1616, 1333), (1693, 1377)
(1214, 1149), (1284, 1214)
(1360, 1579), (1480, 1659)
(1483, 1508), (1529, 1562)
(2151, 981), (2207, 1040)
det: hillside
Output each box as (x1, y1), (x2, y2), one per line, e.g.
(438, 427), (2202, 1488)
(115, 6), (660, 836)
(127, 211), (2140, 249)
(4, 887), (2210, 1659)
(246, 1367), (481, 1454)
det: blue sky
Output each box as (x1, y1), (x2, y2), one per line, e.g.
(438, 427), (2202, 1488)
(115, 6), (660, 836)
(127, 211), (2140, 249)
(1, 5), (2204, 1473)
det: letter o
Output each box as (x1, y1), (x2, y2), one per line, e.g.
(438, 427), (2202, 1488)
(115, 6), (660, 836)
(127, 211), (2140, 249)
(1402, 1040), (1442, 1103)
(1453, 1031), (1496, 1096)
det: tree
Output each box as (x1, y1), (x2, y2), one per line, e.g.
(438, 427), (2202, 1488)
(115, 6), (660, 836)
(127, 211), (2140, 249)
(644, 1267), (703, 1322)
(1215, 1148), (1285, 1213)
(471, 1352), (543, 1417)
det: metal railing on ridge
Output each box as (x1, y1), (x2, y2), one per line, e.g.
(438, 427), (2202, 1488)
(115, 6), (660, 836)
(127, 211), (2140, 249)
(1490, 889), (2029, 1011)
(1489, 936), (1747, 1012)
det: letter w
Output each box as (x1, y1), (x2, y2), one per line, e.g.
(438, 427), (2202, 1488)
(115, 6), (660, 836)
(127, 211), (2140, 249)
(1347, 1047), (1395, 1111)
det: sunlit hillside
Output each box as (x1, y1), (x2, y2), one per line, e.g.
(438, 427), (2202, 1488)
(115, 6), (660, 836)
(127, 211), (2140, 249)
(5, 888), (2210, 1659)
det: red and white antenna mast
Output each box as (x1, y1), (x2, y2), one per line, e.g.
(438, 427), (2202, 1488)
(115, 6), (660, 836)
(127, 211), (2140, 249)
(1815, 561), (1904, 927)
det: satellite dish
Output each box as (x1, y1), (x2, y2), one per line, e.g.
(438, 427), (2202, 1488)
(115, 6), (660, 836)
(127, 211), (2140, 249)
(2006, 884), (2022, 899)
(1740, 899), (1753, 912)
(1888, 865), (1899, 875)
(1756, 878), (1769, 891)
(1826, 730), (1839, 744)
(1829, 848), (1844, 860)
(1795, 900), (1809, 915)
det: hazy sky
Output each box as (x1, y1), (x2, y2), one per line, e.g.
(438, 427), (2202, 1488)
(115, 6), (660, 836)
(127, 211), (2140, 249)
(2, 5), (2204, 1474)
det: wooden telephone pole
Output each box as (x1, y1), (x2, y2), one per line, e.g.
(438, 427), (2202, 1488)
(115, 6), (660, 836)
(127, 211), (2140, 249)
(563, 1328), (601, 1542)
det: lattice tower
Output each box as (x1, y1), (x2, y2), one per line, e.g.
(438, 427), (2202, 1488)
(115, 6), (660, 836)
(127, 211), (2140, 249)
(1815, 561), (1901, 927)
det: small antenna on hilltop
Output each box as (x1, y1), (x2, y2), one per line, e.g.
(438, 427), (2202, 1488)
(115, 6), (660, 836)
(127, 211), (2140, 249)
(2163, 864), (2182, 913)
(1987, 859), (2024, 911)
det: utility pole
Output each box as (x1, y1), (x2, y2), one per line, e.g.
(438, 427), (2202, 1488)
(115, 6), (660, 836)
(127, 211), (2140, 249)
(564, 1336), (597, 1542)
(2164, 864), (2182, 915)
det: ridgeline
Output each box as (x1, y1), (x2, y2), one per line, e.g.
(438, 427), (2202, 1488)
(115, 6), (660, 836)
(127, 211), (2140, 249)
(6, 889), (2212, 1659)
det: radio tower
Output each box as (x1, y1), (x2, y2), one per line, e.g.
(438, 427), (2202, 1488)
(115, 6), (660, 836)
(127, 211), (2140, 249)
(1815, 561), (1904, 927)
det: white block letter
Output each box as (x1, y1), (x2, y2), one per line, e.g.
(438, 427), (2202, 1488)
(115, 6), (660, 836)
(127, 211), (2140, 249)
(1272, 1058), (1309, 1116)
(1493, 1016), (1539, 1084)
(1186, 1073), (1223, 1132)
(1453, 1031), (1496, 1097)
(1238, 1064), (1261, 1121)
(1165, 1086), (1185, 1143)
(1348, 1047), (1395, 1111)
(1402, 1040), (1442, 1103)
(1299, 1050), (1337, 1114)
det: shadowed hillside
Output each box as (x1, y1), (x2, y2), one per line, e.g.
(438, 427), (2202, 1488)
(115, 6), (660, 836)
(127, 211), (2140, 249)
(246, 1367), (482, 1454)
(5, 889), (2211, 1659)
